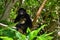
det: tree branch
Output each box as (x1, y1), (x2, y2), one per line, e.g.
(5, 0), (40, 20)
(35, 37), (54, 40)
(32, 0), (47, 27)
(0, 23), (8, 27)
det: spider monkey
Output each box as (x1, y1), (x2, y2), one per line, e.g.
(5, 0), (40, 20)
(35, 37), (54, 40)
(14, 8), (32, 33)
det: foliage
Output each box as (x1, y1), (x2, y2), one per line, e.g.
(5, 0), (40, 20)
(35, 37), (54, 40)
(10, 8), (17, 19)
(0, 20), (14, 26)
(0, 24), (53, 40)
(0, 36), (13, 40)
(9, 1), (20, 19)
(0, 0), (59, 40)
(24, 0), (39, 8)
(0, 0), (5, 14)
(37, 34), (53, 40)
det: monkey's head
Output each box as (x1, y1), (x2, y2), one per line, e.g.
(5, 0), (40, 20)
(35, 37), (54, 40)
(17, 8), (26, 16)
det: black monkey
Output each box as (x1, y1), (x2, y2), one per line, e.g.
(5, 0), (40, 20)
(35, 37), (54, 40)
(14, 8), (32, 33)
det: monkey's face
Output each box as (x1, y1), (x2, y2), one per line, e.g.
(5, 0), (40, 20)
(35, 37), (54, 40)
(18, 9), (26, 16)
(20, 10), (24, 15)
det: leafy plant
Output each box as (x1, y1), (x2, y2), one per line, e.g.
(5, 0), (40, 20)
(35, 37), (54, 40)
(0, 24), (53, 40)
(0, 36), (13, 40)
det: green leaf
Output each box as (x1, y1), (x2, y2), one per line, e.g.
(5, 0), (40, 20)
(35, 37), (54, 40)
(0, 36), (13, 40)
(37, 34), (53, 40)
(27, 24), (47, 40)
(26, 27), (31, 34)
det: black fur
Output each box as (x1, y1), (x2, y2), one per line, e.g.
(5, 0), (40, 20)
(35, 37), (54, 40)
(14, 8), (32, 33)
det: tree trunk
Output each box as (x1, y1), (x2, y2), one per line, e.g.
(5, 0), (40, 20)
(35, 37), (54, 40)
(1, 0), (19, 20)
